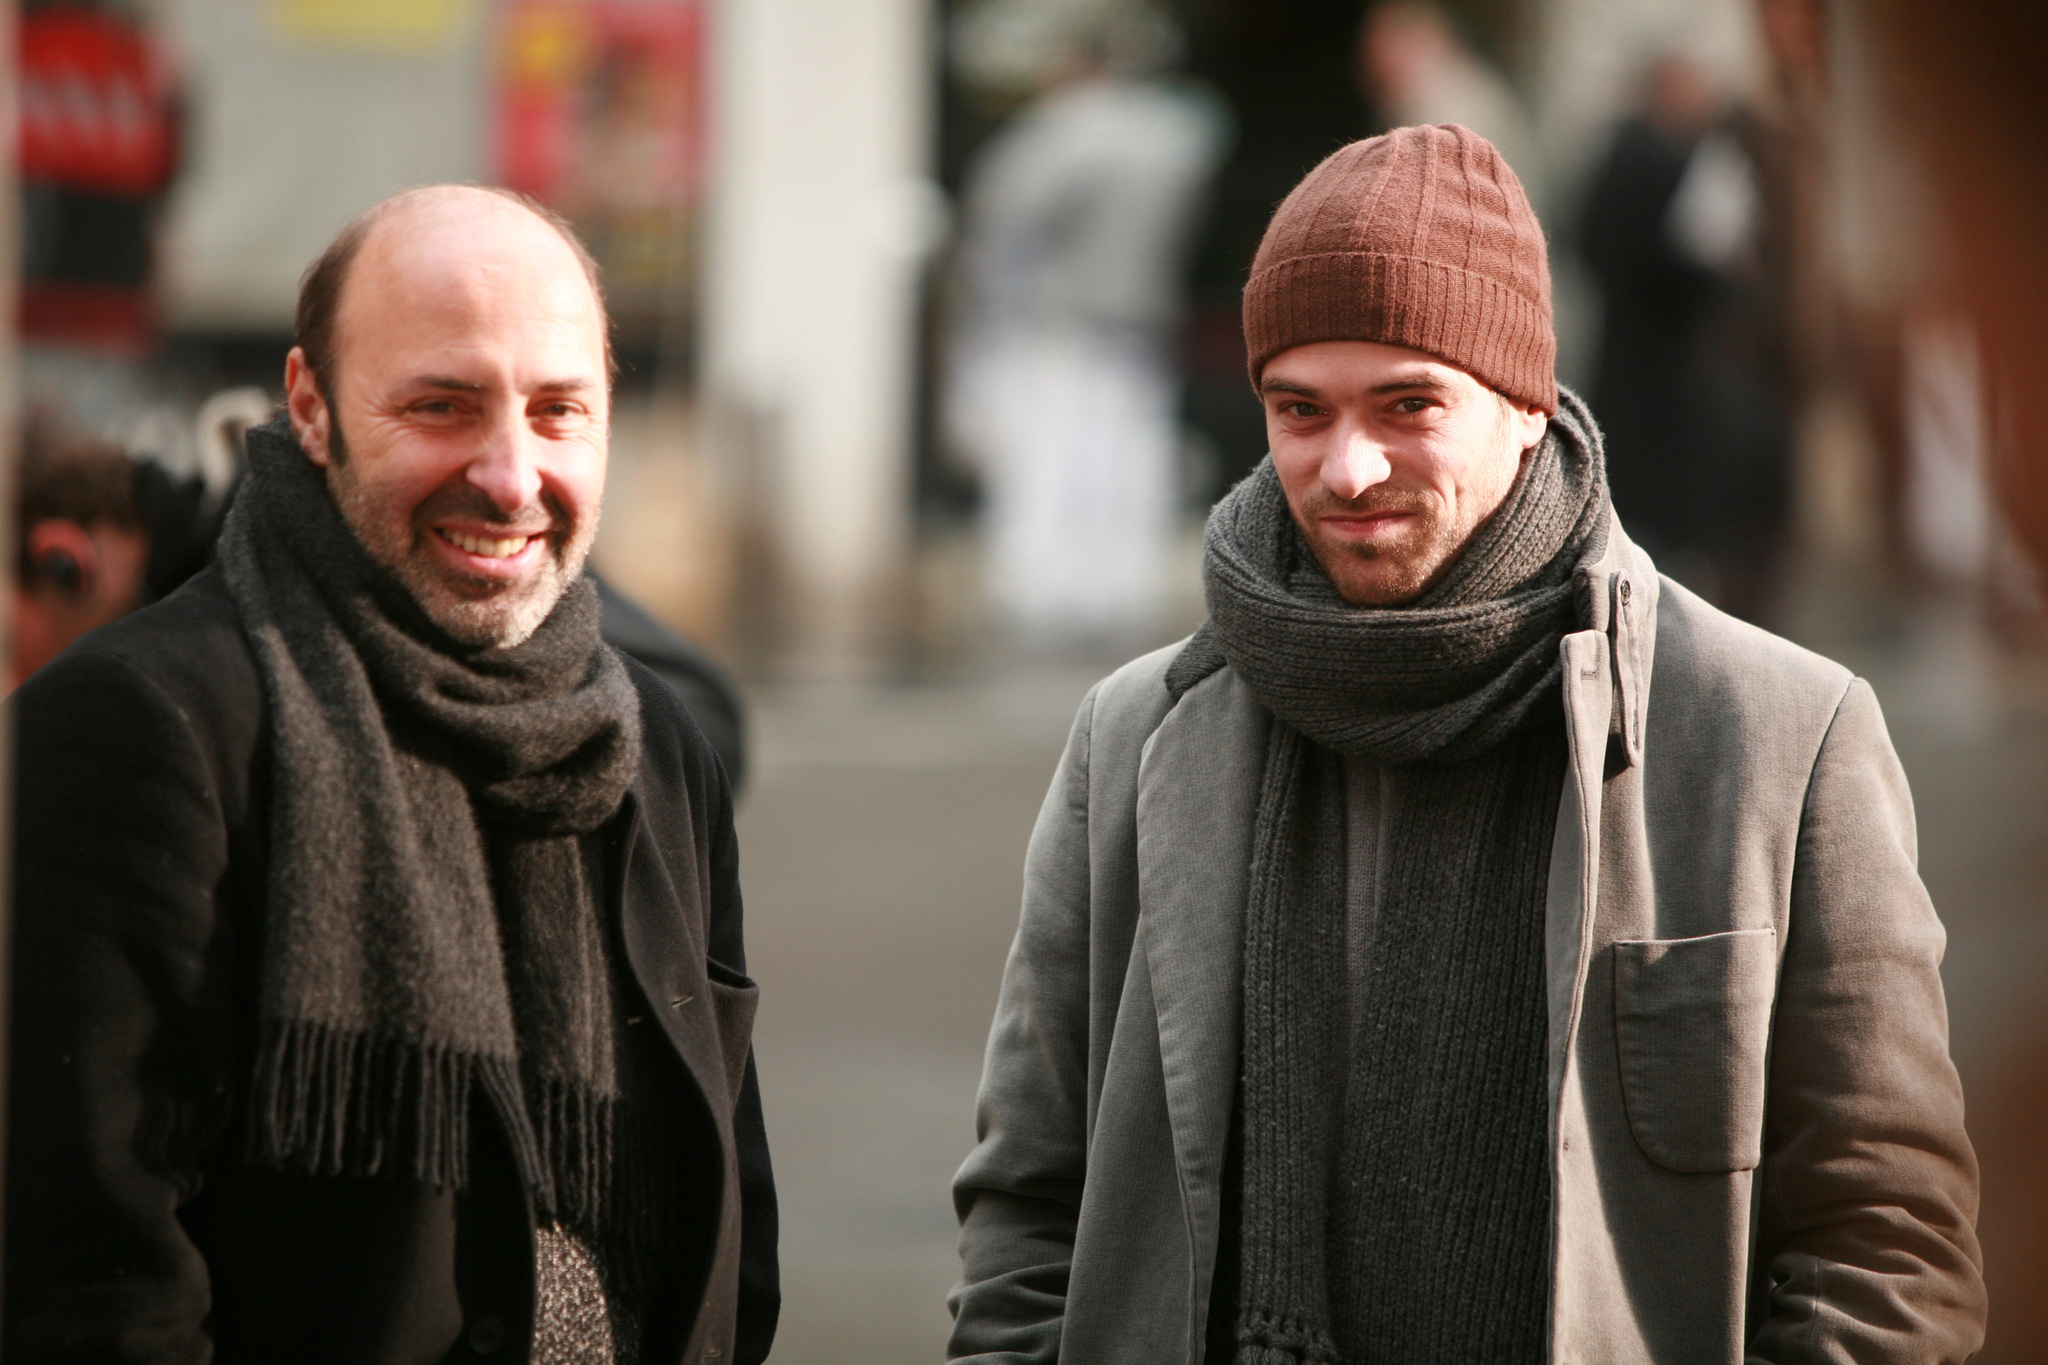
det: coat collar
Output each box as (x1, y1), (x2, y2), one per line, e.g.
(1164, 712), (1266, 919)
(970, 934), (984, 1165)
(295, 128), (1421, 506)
(1573, 510), (1659, 772)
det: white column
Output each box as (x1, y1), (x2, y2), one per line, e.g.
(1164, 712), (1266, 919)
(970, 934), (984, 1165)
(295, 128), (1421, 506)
(699, 0), (937, 676)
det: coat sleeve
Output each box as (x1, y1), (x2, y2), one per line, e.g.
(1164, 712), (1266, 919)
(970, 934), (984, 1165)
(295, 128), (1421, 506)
(7, 651), (240, 1363)
(947, 687), (1100, 1365)
(1747, 678), (1986, 1363)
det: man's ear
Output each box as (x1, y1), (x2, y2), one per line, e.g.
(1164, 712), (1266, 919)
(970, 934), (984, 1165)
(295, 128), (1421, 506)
(284, 346), (334, 466)
(1511, 400), (1550, 456)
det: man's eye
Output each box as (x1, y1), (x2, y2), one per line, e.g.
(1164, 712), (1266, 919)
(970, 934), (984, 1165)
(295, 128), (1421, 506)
(1284, 402), (1322, 418)
(1393, 397), (1432, 414)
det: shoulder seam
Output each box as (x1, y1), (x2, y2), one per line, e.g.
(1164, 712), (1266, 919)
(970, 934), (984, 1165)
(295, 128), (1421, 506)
(1796, 672), (1866, 842)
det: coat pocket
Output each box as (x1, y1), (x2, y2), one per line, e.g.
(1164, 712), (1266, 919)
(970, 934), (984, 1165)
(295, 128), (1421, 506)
(1612, 927), (1777, 1173)
(706, 957), (760, 1106)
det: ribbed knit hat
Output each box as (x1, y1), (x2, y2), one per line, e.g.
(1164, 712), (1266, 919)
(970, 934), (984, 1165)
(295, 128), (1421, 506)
(1243, 124), (1556, 413)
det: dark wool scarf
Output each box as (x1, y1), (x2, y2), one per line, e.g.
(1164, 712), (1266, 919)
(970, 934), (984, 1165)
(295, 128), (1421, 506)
(217, 416), (641, 1239)
(1173, 392), (1610, 1365)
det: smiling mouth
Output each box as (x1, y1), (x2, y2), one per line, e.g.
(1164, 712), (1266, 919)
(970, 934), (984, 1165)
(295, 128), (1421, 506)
(1323, 510), (1414, 531)
(438, 528), (543, 559)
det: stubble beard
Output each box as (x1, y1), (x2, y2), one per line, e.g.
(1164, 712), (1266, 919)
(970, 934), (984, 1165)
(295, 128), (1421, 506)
(1295, 396), (1529, 607)
(1293, 486), (1461, 606)
(323, 416), (595, 649)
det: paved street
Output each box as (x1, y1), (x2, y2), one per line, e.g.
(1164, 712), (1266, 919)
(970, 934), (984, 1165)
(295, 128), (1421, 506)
(739, 672), (1100, 1363)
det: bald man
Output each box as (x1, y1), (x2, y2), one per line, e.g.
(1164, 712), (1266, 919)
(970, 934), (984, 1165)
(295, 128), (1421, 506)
(7, 187), (777, 1365)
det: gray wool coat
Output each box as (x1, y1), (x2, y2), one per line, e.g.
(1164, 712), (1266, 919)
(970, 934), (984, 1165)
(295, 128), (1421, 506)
(948, 522), (1986, 1365)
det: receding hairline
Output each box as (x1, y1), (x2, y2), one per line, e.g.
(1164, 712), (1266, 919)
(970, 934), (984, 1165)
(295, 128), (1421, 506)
(355, 184), (579, 254)
(295, 183), (614, 394)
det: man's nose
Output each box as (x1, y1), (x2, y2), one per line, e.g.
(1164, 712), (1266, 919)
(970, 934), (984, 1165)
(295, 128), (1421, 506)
(465, 412), (545, 515)
(1323, 427), (1392, 500)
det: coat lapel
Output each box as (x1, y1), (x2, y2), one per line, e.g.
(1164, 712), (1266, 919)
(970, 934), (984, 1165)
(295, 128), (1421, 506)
(608, 788), (731, 1134)
(1545, 516), (1662, 1363)
(1547, 514), (1659, 1116)
(1134, 666), (1271, 1307)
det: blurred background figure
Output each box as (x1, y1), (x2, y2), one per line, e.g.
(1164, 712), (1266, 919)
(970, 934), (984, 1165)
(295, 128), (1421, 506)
(1580, 52), (1793, 621)
(1356, 1), (1541, 207)
(13, 430), (150, 687)
(11, 411), (237, 689)
(944, 0), (1229, 649)
(592, 568), (751, 790)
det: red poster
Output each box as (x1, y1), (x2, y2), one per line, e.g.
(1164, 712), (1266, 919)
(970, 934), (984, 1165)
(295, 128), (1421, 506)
(19, 6), (178, 197)
(494, 0), (705, 215)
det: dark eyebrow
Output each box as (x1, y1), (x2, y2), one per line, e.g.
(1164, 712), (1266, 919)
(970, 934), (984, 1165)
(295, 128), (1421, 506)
(1260, 373), (1452, 401)
(408, 376), (597, 394)
(1369, 374), (1453, 396)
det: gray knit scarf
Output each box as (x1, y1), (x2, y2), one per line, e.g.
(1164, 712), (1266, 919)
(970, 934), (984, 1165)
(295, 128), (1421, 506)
(1172, 391), (1610, 1364)
(217, 415), (640, 1234)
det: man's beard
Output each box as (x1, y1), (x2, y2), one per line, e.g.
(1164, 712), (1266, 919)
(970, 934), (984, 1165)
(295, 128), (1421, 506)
(1292, 485), (1459, 605)
(323, 417), (594, 649)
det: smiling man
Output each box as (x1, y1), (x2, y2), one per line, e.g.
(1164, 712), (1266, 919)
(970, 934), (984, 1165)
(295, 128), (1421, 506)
(949, 126), (1985, 1365)
(9, 186), (776, 1365)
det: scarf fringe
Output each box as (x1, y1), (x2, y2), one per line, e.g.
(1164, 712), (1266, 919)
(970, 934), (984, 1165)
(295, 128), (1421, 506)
(530, 1073), (613, 1227)
(247, 1016), (523, 1191)
(1237, 1311), (1343, 1365)
(249, 1020), (687, 1304)
(251, 1020), (679, 1207)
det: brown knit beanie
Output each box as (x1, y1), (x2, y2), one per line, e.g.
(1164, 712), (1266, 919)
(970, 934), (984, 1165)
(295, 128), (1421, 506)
(1243, 123), (1556, 413)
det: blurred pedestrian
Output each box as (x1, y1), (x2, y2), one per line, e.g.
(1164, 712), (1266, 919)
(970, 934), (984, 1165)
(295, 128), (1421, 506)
(11, 430), (151, 688)
(950, 124), (1983, 1365)
(1581, 55), (1794, 620)
(8, 186), (777, 1364)
(947, 0), (1229, 646)
(1355, 1), (1542, 209)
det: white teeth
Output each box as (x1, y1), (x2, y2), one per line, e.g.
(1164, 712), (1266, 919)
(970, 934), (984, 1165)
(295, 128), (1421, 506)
(445, 530), (534, 558)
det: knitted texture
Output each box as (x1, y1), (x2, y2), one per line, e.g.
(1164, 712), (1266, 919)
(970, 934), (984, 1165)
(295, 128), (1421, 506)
(219, 417), (685, 1351)
(219, 416), (640, 1224)
(1243, 123), (1557, 412)
(1327, 731), (1563, 1362)
(1177, 390), (1608, 764)
(1181, 393), (1610, 1364)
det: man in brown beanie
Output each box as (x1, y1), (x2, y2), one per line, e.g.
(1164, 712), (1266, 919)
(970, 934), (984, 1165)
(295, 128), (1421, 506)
(947, 124), (1985, 1365)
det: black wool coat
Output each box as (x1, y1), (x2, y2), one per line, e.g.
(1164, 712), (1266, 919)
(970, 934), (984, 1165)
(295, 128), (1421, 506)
(6, 567), (778, 1365)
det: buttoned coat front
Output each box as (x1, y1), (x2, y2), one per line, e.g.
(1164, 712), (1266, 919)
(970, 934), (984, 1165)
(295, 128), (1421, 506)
(948, 523), (1985, 1364)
